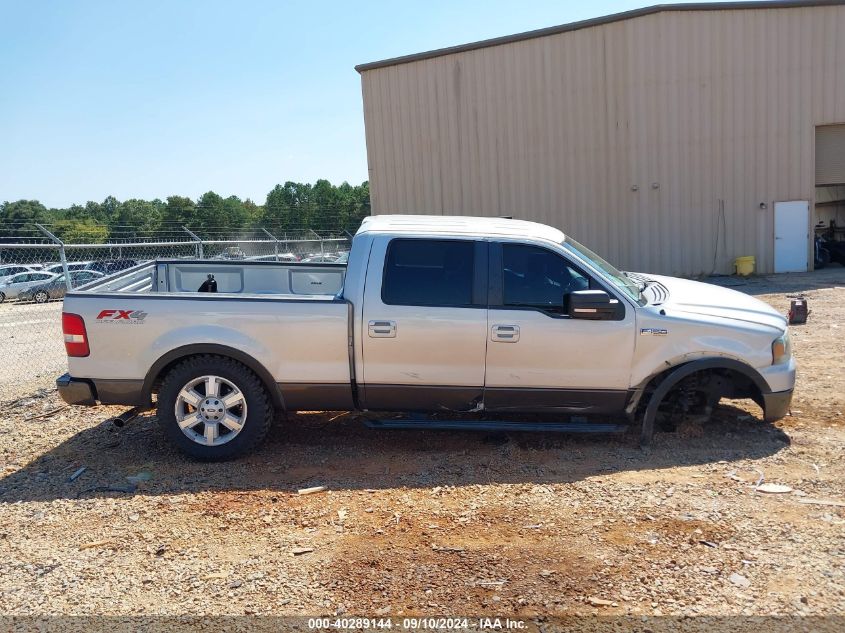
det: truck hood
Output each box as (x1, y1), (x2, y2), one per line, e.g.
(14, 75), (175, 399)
(645, 274), (787, 332)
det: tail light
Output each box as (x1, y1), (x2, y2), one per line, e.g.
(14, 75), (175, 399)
(62, 312), (90, 357)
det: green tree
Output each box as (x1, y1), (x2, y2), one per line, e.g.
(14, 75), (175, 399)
(243, 199), (262, 227)
(310, 179), (339, 231)
(222, 196), (249, 232)
(0, 200), (49, 236)
(163, 195), (197, 227)
(263, 184), (293, 231)
(114, 199), (162, 238)
(52, 218), (109, 243)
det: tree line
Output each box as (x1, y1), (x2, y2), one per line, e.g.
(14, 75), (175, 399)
(0, 180), (370, 243)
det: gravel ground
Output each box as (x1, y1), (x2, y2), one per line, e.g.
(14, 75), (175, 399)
(0, 269), (843, 626)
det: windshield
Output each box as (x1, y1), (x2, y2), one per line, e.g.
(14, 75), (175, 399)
(561, 237), (646, 305)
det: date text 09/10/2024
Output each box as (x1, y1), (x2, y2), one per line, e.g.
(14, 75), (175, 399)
(306, 617), (527, 630)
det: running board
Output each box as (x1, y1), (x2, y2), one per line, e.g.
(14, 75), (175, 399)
(363, 418), (629, 434)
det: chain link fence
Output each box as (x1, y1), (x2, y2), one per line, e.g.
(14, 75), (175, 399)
(0, 228), (352, 401)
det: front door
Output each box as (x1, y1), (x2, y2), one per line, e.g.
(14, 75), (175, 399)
(360, 236), (489, 411)
(484, 242), (636, 413)
(774, 200), (809, 272)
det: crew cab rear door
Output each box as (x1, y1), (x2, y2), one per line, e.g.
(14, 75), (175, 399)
(484, 241), (635, 413)
(360, 236), (488, 411)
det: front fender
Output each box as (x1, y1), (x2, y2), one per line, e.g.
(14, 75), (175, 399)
(634, 357), (772, 447)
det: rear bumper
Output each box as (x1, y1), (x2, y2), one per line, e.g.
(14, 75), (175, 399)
(762, 388), (793, 422)
(56, 373), (97, 406)
(56, 373), (148, 407)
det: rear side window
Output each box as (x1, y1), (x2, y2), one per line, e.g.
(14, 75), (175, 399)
(382, 239), (474, 307)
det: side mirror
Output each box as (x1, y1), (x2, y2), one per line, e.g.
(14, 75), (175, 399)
(568, 289), (623, 320)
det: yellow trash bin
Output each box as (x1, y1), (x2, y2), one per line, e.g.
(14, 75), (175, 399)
(735, 256), (755, 276)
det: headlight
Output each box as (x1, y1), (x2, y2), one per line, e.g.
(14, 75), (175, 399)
(772, 330), (792, 365)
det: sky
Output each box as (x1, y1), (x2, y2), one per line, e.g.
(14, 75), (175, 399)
(0, 0), (736, 208)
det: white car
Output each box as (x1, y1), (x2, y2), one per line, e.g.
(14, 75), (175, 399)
(0, 271), (59, 302)
(247, 253), (301, 263)
(300, 254), (339, 263)
(58, 215), (794, 460)
(44, 262), (93, 275)
(0, 265), (36, 282)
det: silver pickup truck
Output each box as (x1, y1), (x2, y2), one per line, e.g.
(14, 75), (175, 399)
(58, 215), (795, 460)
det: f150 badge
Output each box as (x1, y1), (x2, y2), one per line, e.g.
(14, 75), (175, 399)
(96, 309), (148, 323)
(640, 328), (668, 336)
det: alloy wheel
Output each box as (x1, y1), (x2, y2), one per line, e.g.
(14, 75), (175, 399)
(174, 375), (247, 446)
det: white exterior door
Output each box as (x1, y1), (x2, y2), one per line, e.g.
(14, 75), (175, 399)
(774, 201), (809, 273)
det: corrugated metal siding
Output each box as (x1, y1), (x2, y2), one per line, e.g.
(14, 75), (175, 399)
(360, 5), (845, 275)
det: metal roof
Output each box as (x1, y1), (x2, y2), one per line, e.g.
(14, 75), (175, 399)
(356, 215), (566, 243)
(355, 0), (844, 73)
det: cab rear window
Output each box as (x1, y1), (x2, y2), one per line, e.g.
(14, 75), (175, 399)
(382, 239), (474, 307)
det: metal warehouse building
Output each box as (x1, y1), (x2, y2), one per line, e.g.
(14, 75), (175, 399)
(356, 0), (845, 276)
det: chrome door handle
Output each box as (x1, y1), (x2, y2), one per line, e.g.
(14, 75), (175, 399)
(368, 320), (397, 338)
(491, 324), (520, 342)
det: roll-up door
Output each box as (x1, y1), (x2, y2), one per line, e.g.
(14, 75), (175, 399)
(816, 125), (845, 186)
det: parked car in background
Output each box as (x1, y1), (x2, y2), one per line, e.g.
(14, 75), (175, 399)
(247, 253), (301, 263)
(44, 262), (93, 274)
(18, 270), (104, 303)
(300, 254), (339, 263)
(85, 259), (138, 275)
(0, 265), (35, 282)
(221, 246), (246, 260)
(0, 271), (59, 302)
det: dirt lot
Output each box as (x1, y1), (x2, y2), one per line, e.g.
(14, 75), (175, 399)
(0, 269), (843, 626)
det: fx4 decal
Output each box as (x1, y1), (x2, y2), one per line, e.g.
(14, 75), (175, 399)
(96, 309), (148, 322)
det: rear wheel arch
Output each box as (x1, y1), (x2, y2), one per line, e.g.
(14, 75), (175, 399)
(143, 344), (285, 411)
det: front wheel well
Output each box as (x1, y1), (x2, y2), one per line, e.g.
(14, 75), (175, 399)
(636, 359), (769, 446)
(637, 365), (765, 415)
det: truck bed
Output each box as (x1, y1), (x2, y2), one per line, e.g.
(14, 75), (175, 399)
(80, 259), (346, 296)
(63, 258), (353, 408)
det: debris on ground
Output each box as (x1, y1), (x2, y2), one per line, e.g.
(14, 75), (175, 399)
(125, 471), (152, 484)
(587, 597), (615, 607)
(755, 483), (794, 494)
(729, 573), (751, 588)
(297, 485), (327, 496)
(0, 275), (843, 616)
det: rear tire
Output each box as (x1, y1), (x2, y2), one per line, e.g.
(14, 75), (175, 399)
(0, 293), (5, 303)
(157, 355), (273, 460)
(34, 290), (49, 303)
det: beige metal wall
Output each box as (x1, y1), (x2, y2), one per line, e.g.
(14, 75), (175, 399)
(360, 5), (845, 275)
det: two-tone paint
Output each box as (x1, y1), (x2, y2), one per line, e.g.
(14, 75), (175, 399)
(58, 215), (795, 428)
